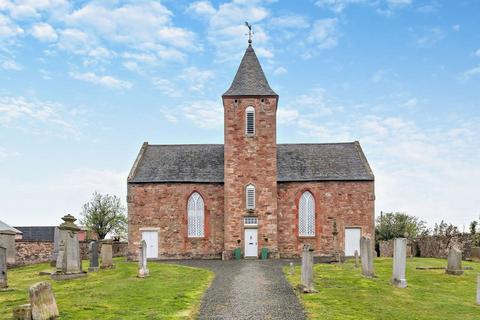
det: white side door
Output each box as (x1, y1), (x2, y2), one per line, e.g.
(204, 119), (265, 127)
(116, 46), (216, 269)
(244, 228), (258, 258)
(344, 228), (361, 256)
(141, 231), (158, 259)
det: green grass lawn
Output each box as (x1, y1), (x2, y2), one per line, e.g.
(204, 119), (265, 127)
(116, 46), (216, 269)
(1, 258), (213, 319)
(285, 257), (480, 320)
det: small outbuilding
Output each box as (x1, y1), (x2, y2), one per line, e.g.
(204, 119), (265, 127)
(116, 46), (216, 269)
(0, 220), (22, 264)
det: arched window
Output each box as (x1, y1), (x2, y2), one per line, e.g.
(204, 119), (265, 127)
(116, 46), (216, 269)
(246, 184), (255, 210)
(299, 191), (315, 236)
(245, 106), (255, 135)
(188, 192), (204, 237)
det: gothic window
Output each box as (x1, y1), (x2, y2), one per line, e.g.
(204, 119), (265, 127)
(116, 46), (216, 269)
(246, 184), (255, 210)
(299, 191), (315, 237)
(188, 192), (204, 237)
(245, 106), (255, 135)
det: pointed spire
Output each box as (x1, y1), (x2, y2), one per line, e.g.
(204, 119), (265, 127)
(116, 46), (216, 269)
(223, 45), (278, 97)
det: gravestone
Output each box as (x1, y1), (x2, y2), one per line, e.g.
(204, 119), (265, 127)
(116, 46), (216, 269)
(137, 240), (149, 278)
(1, 246), (8, 289)
(88, 241), (99, 272)
(29, 281), (59, 320)
(50, 227), (59, 267)
(289, 262), (294, 275)
(477, 274), (480, 306)
(299, 244), (316, 293)
(391, 238), (407, 288)
(51, 214), (86, 280)
(360, 237), (375, 278)
(354, 250), (359, 268)
(445, 246), (464, 275)
(100, 240), (114, 269)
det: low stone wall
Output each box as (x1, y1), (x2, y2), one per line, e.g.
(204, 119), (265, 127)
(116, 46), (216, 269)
(379, 235), (473, 259)
(11, 240), (128, 267)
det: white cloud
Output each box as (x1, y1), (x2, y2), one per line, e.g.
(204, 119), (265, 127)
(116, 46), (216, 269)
(315, 0), (367, 13)
(69, 71), (132, 90)
(182, 100), (223, 129)
(179, 67), (215, 92)
(414, 27), (445, 48)
(159, 108), (179, 124)
(0, 13), (23, 38)
(0, 95), (79, 136)
(370, 69), (392, 83)
(307, 18), (339, 50)
(269, 15), (309, 28)
(461, 65), (480, 80)
(277, 107), (299, 124)
(273, 66), (287, 76)
(401, 98), (418, 109)
(152, 78), (181, 97)
(1, 58), (22, 70)
(30, 22), (57, 42)
(187, 1), (216, 18)
(0, 146), (20, 160)
(386, 0), (411, 7)
(452, 24), (460, 32)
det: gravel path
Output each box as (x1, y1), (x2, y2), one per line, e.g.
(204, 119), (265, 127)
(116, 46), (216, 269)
(171, 259), (306, 320)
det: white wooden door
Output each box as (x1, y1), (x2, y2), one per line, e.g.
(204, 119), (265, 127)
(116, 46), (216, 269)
(141, 231), (158, 259)
(244, 229), (258, 258)
(344, 228), (361, 256)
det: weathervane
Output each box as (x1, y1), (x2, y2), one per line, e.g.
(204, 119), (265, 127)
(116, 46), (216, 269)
(245, 21), (253, 45)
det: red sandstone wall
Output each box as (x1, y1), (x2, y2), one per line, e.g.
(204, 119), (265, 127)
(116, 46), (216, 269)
(127, 183), (225, 260)
(223, 97), (279, 257)
(277, 181), (375, 258)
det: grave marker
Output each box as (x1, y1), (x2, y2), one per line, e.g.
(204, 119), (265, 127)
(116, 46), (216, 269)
(137, 240), (149, 278)
(391, 238), (407, 288)
(29, 281), (59, 320)
(445, 247), (464, 275)
(360, 237), (375, 278)
(88, 241), (99, 272)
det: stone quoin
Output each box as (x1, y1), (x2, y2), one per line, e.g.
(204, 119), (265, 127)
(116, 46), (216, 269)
(127, 40), (375, 260)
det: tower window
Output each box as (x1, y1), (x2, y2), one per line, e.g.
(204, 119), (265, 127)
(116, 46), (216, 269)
(245, 106), (255, 135)
(246, 184), (255, 210)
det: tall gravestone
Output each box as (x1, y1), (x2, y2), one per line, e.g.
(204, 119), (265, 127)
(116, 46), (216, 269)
(391, 238), (407, 288)
(51, 214), (86, 280)
(137, 240), (149, 278)
(1, 246), (8, 290)
(354, 250), (359, 268)
(445, 246), (464, 275)
(29, 281), (59, 320)
(100, 240), (114, 269)
(299, 244), (316, 293)
(88, 241), (99, 272)
(360, 237), (375, 278)
(50, 227), (59, 267)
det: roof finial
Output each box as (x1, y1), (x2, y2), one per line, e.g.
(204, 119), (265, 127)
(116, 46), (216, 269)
(245, 21), (253, 45)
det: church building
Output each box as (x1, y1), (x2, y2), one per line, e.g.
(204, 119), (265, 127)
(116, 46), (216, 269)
(127, 42), (375, 260)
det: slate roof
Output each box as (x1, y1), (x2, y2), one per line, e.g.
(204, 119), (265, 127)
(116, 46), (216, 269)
(223, 45), (278, 97)
(0, 220), (22, 234)
(14, 226), (56, 241)
(128, 142), (374, 183)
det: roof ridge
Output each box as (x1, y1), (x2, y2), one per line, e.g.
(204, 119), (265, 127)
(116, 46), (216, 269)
(147, 144), (224, 147)
(277, 142), (356, 146)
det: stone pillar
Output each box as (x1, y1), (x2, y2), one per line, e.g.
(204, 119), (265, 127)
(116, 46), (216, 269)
(446, 247), (464, 275)
(50, 227), (59, 267)
(88, 241), (99, 272)
(332, 219), (341, 262)
(51, 214), (86, 280)
(354, 250), (359, 268)
(391, 238), (407, 288)
(100, 240), (114, 269)
(0, 246), (7, 289)
(360, 237), (375, 278)
(300, 244), (316, 293)
(137, 240), (149, 278)
(29, 281), (59, 320)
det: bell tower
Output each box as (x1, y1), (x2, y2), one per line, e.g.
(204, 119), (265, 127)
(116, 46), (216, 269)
(222, 37), (279, 258)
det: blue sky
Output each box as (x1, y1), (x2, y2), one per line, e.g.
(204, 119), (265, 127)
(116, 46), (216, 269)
(1, 0), (479, 229)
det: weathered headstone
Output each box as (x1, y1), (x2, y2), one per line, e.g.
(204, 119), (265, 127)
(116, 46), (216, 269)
(354, 250), (359, 268)
(477, 274), (480, 306)
(51, 214), (86, 280)
(289, 262), (294, 275)
(391, 238), (407, 288)
(29, 281), (59, 320)
(299, 244), (316, 293)
(0, 246), (8, 289)
(88, 241), (99, 272)
(50, 227), (59, 267)
(100, 240), (114, 269)
(360, 237), (375, 278)
(137, 240), (149, 278)
(445, 246), (464, 275)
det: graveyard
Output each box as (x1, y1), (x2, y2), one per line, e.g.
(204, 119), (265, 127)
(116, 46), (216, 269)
(0, 258), (212, 319)
(286, 257), (480, 320)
